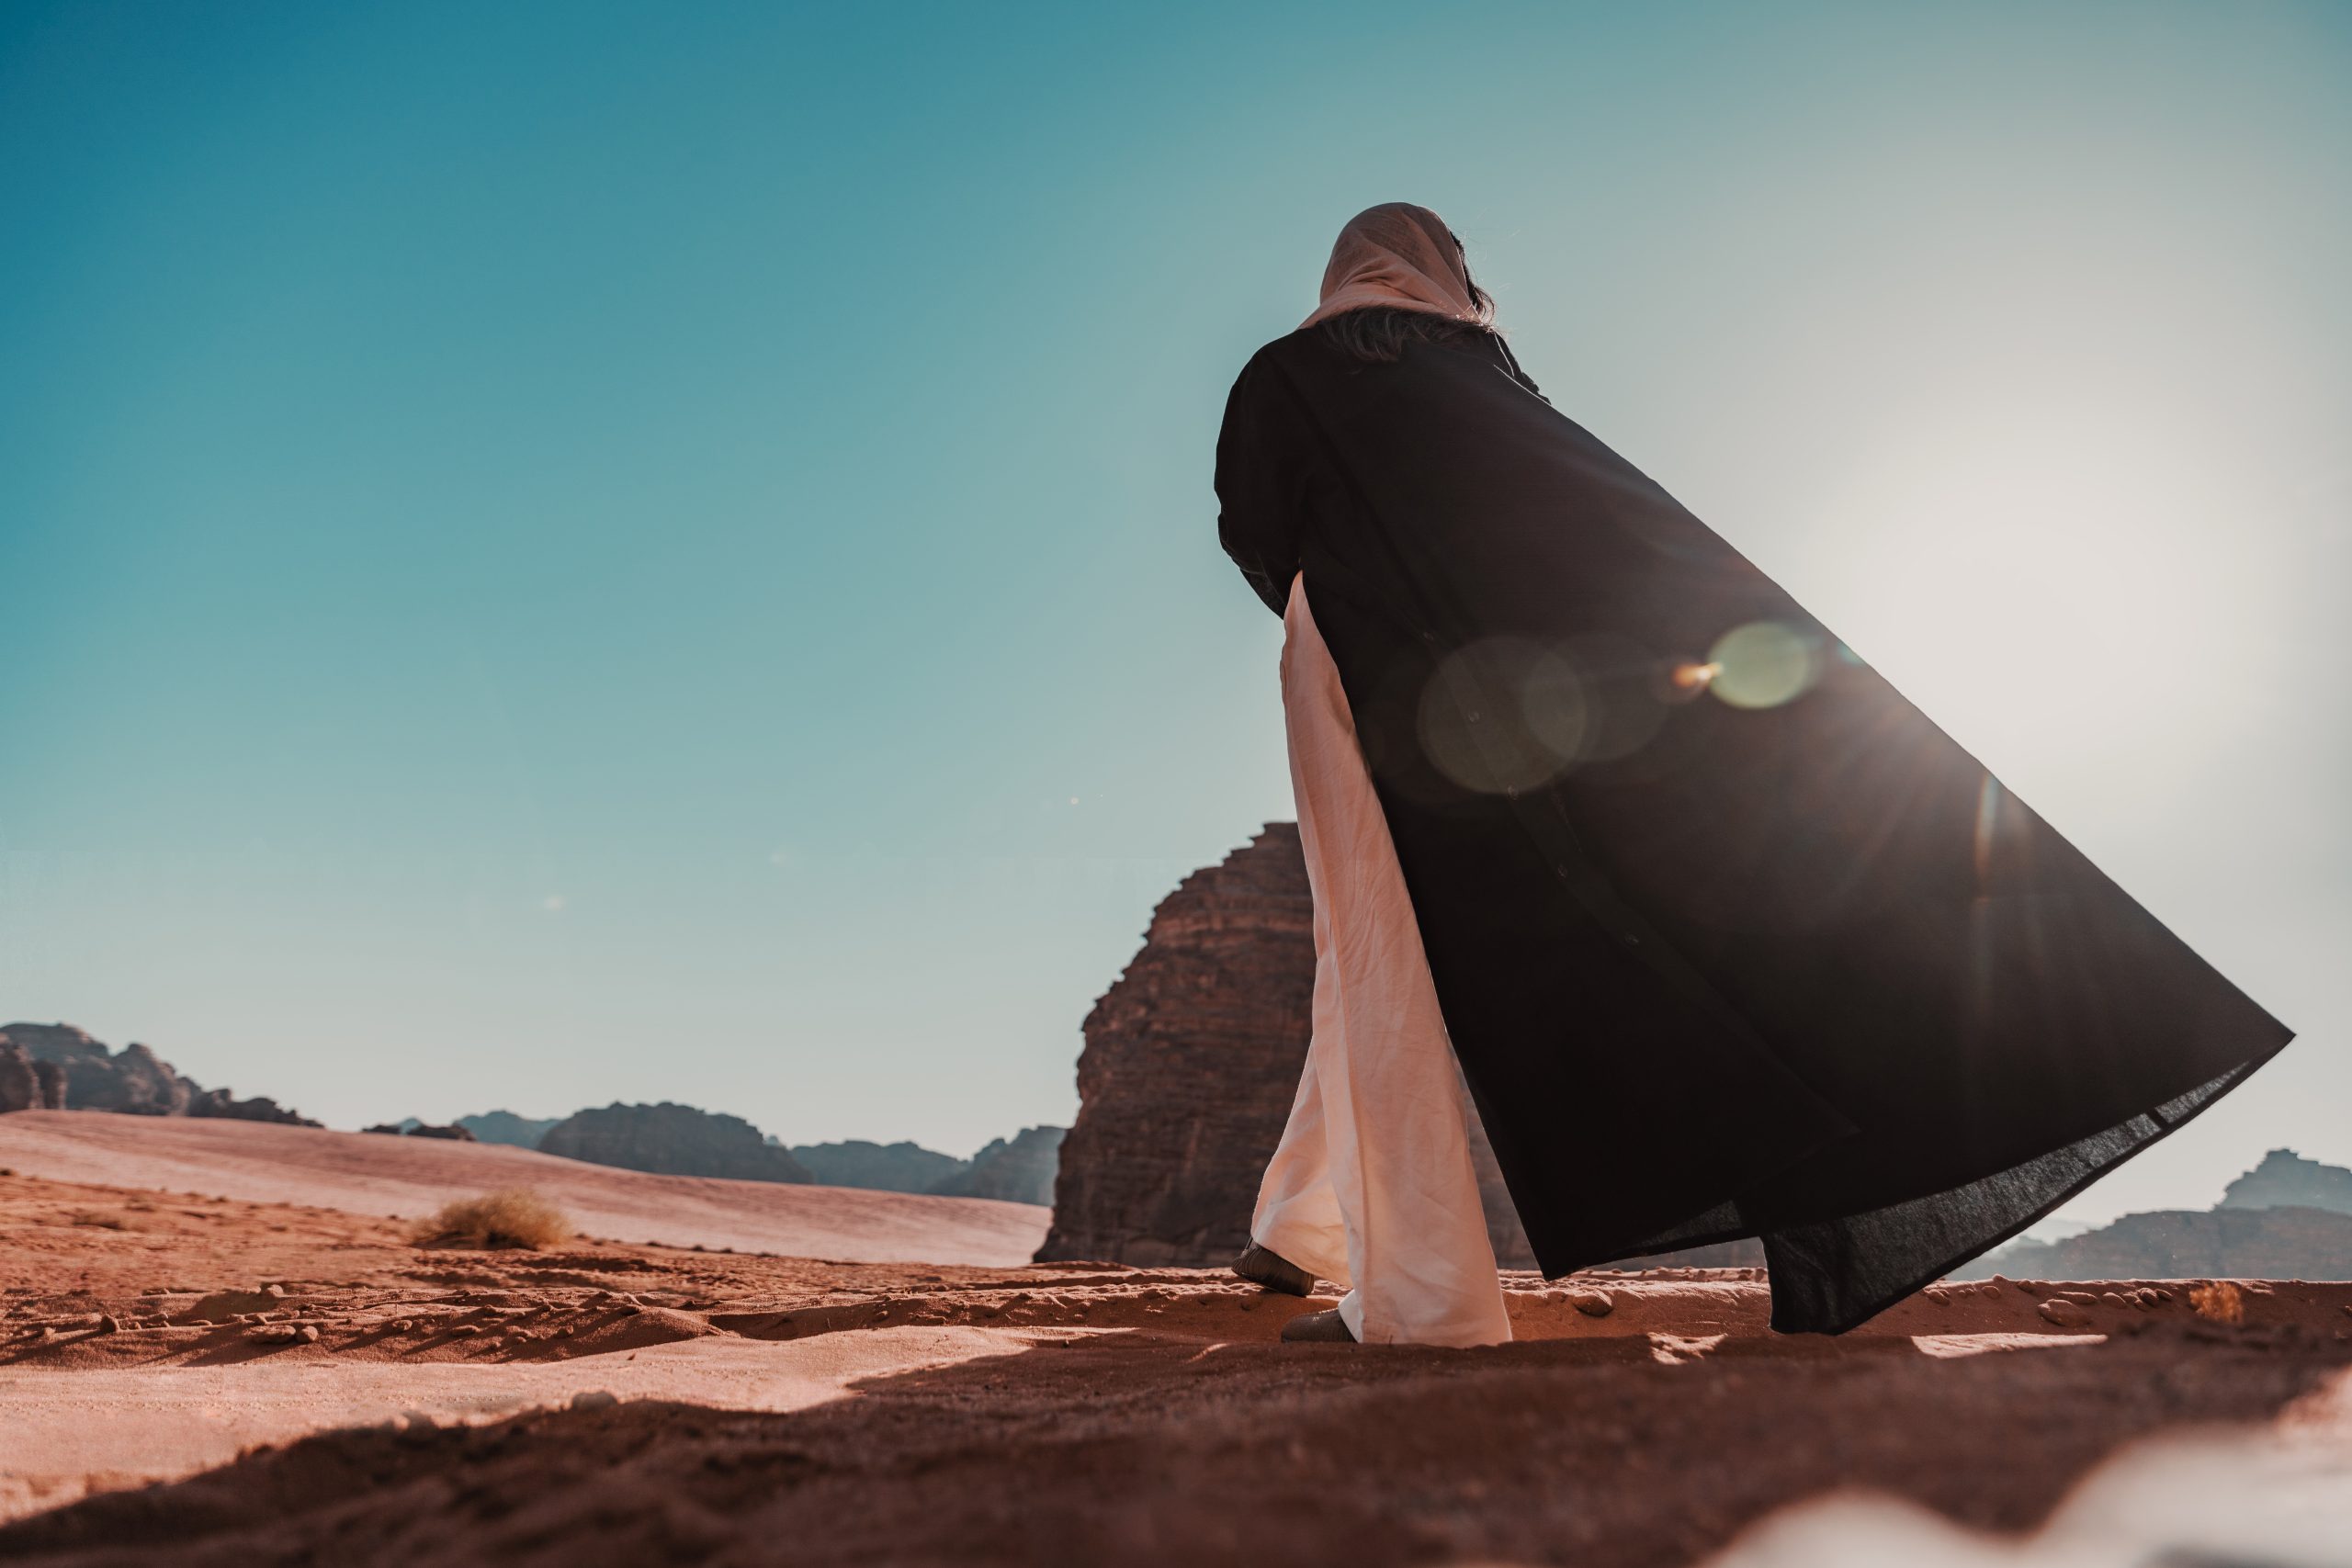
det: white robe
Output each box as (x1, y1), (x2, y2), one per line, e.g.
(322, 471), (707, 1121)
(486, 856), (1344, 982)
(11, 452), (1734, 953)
(1250, 572), (1515, 1348)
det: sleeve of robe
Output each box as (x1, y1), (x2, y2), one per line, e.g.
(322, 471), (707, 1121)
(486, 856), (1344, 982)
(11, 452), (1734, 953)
(1214, 349), (1311, 617)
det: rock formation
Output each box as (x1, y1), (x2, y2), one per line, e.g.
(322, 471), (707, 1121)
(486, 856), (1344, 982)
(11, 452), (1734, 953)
(538, 1101), (812, 1184)
(364, 1122), (477, 1141)
(2218, 1149), (2352, 1217)
(791, 1138), (970, 1194)
(928, 1126), (1064, 1206)
(1037, 824), (1538, 1269)
(0, 1022), (315, 1125)
(1957, 1205), (2352, 1280)
(1951, 1148), (2352, 1280)
(457, 1111), (561, 1148)
(0, 1036), (67, 1112)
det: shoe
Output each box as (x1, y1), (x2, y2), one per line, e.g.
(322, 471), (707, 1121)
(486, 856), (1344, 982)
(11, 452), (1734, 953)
(1231, 1242), (1315, 1297)
(1280, 1306), (1357, 1343)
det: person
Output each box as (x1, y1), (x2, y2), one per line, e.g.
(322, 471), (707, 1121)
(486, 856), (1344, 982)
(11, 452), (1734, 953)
(1215, 202), (2294, 1345)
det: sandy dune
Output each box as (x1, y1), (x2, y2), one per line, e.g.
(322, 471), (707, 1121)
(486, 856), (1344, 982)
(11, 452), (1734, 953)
(0, 1111), (1047, 1266)
(0, 1120), (2347, 1566)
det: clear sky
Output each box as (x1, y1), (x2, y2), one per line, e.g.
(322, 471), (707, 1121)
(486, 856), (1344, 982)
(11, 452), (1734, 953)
(2, 2), (2345, 1223)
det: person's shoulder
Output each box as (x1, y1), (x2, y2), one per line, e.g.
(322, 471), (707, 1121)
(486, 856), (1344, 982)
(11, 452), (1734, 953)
(1233, 328), (1319, 375)
(1221, 329), (1323, 412)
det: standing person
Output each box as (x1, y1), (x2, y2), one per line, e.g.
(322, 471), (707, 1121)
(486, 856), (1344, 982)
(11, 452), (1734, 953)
(1216, 202), (2292, 1345)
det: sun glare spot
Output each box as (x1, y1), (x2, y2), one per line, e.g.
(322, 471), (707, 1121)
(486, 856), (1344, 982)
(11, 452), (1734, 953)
(1705, 622), (1820, 710)
(1671, 661), (1721, 693)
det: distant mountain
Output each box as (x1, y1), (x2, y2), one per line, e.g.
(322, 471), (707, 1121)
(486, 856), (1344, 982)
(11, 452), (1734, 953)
(1955, 1205), (2352, 1281)
(927, 1125), (1064, 1207)
(1954, 1149), (2352, 1280)
(0, 1021), (316, 1126)
(458, 1110), (562, 1148)
(537, 1101), (812, 1183)
(2219, 1149), (2352, 1216)
(790, 1138), (968, 1194)
(422, 1106), (1064, 1202)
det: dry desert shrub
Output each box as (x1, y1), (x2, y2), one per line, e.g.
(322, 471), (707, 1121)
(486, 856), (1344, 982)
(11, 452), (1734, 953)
(2188, 1280), (2245, 1325)
(410, 1188), (572, 1250)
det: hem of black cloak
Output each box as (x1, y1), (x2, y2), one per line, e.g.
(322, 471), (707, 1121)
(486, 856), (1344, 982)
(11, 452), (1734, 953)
(1758, 1044), (2289, 1337)
(1487, 1071), (1854, 1284)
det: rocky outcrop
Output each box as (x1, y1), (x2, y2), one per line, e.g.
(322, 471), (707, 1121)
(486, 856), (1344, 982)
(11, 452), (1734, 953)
(791, 1139), (970, 1194)
(538, 1102), (812, 1184)
(0, 1037), (67, 1112)
(1951, 1149), (2352, 1280)
(0, 1022), (316, 1125)
(458, 1111), (561, 1148)
(187, 1087), (314, 1124)
(1958, 1205), (2352, 1281)
(364, 1122), (477, 1141)
(929, 1126), (1063, 1207)
(1036, 825), (1537, 1269)
(2219, 1149), (2352, 1217)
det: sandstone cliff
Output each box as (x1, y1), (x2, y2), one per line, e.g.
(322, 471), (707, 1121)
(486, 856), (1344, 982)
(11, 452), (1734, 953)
(0, 1037), (67, 1113)
(1037, 824), (1538, 1269)
(538, 1101), (813, 1184)
(2218, 1148), (2352, 1216)
(1958, 1204), (2352, 1280)
(0, 1022), (315, 1125)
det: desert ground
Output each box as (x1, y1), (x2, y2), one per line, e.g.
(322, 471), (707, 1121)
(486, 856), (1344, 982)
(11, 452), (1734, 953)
(0, 1112), (2346, 1566)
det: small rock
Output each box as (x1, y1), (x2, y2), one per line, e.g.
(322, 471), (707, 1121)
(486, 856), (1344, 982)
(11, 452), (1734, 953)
(2098, 1292), (2128, 1308)
(2038, 1298), (2093, 1328)
(263, 1284), (287, 1299)
(96, 1314), (121, 1335)
(178, 1290), (286, 1325)
(1568, 1290), (1615, 1318)
(297, 1325), (320, 1343)
(571, 1390), (619, 1411)
(393, 1319), (414, 1332)
(450, 1325), (481, 1337)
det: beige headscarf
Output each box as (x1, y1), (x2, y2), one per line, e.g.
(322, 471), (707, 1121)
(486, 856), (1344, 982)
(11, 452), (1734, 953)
(1301, 202), (1487, 331)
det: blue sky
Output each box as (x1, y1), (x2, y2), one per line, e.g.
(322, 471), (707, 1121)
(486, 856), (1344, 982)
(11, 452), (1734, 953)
(2, 2), (2345, 1222)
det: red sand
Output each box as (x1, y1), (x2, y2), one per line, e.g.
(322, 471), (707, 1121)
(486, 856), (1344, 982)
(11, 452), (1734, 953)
(0, 1118), (2346, 1565)
(0, 1111), (1048, 1266)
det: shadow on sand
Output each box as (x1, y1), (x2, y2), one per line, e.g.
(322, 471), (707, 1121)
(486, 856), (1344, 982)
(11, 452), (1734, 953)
(0, 1325), (2344, 1567)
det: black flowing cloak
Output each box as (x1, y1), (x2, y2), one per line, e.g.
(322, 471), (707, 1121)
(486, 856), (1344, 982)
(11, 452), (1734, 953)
(1215, 326), (2293, 1334)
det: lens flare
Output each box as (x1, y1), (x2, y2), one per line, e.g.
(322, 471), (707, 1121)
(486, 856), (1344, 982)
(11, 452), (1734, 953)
(1704, 621), (1820, 710)
(1418, 637), (1582, 795)
(1559, 633), (1672, 761)
(1671, 661), (1721, 692)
